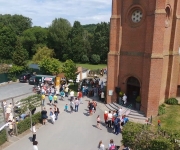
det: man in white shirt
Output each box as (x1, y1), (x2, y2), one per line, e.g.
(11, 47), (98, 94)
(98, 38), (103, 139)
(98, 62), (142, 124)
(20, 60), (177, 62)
(122, 94), (127, 105)
(74, 98), (80, 112)
(118, 107), (122, 117)
(6, 106), (11, 122)
(70, 90), (74, 100)
(107, 111), (113, 128)
(101, 91), (105, 102)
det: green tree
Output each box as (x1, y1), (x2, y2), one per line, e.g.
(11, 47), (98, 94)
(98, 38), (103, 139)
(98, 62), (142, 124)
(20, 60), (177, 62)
(32, 46), (55, 64)
(0, 14), (32, 35)
(92, 22), (110, 63)
(39, 57), (61, 75)
(0, 26), (17, 60)
(21, 26), (48, 58)
(90, 54), (100, 64)
(69, 21), (89, 62)
(81, 55), (89, 63)
(62, 59), (78, 82)
(48, 18), (71, 60)
(12, 40), (29, 66)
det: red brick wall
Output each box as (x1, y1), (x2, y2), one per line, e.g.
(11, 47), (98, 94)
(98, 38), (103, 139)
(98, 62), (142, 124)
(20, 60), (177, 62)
(107, 0), (180, 117)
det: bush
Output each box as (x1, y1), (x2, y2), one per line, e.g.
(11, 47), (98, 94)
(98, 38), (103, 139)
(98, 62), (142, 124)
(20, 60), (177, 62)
(81, 55), (89, 63)
(90, 54), (100, 64)
(166, 98), (178, 105)
(122, 122), (177, 150)
(0, 129), (7, 146)
(158, 105), (166, 115)
(17, 112), (41, 134)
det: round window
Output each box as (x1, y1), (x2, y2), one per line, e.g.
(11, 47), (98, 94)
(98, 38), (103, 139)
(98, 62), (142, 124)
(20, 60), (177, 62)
(131, 10), (143, 23)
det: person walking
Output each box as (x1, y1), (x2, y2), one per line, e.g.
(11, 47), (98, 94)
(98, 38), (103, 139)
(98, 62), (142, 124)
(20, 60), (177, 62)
(104, 111), (108, 126)
(41, 107), (47, 125)
(41, 93), (45, 106)
(64, 87), (69, 97)
(74, 98), (80, 112)
(70, 100), (74, 114)
(107, 111), (113, 128)
(54, 105), (59, 120)
(114, 116), (121, 135)
(53, 94), (58, 104)
(50, 108), (55, 124)
(98, 140), (105, 150)
(96, 115), (102, 130)
(33, 141), (39, 150)
(8, 120), (14, 136)
(48, 94), (53, 106)
(31, 122), (36, 142)
(77, 90), (83, 104)
(70, 90), (74, 100)
(101, 91), (105, 102)
(108, 139), (116, 150)
(64, 104), (68, 112)
(92, 100), (97, 113)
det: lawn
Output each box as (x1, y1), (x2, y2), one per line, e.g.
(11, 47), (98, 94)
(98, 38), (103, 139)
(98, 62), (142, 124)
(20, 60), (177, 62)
(75, 63), (107, 70)
(152, 104), (180, 131)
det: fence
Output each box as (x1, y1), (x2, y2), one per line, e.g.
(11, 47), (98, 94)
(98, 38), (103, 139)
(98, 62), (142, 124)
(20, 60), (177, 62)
(0, 73), (9, 84)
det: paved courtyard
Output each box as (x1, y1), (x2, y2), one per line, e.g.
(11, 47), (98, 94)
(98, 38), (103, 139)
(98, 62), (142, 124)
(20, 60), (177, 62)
(3, 95), (122, 150)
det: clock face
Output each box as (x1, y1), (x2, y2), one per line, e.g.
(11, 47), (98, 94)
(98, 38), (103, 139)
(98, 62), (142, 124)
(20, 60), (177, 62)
(131, 10), (143, 23)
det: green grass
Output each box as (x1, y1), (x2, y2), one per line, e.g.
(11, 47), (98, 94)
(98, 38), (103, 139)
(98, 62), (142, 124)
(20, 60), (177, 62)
(152, 104), (180, 131)
(76, 63), (107, 70)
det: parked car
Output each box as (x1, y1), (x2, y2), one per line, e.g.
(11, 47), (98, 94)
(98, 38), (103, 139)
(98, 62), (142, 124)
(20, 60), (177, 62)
(29, 76), (36, 85)
(19, 73), (33, 83)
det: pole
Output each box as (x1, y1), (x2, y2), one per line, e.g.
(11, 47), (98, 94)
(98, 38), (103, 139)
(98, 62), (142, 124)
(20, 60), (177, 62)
(28, 108), (32, 131)
(1, 102), (9, 142)
(11, 98), (18, 136)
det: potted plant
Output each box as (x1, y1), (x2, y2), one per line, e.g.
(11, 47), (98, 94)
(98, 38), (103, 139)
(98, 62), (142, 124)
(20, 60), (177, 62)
(136, 96), (141, 110)
(119, 91), (124, 105)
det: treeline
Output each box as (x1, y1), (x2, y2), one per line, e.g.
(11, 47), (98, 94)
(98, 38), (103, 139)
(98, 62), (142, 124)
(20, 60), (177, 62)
(0, 14), (109, 64)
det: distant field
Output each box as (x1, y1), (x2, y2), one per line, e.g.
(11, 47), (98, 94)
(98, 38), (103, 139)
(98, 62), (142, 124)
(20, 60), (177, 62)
(76, 63), (107, 70)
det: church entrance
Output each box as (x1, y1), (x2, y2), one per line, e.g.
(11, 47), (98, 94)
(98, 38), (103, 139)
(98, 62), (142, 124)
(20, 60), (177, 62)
(126, 77), (140, 108)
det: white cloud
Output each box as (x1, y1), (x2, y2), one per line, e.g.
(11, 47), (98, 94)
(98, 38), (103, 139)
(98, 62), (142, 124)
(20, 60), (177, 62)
(0, 0), (111, 27)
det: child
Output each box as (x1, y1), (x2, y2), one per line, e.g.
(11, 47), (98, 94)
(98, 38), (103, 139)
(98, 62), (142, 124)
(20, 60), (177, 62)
(54, 94), (58, 104)
(64, 104), (68, 112)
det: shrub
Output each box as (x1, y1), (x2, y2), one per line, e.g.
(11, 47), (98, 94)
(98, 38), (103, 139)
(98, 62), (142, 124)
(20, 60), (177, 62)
(158, 105), (166, 115)
(149, 138), (173, 150)
(17, 112), (41, 134)
(122, 122), (176, 150)
(161, 103), (166, 107)
(90, 54), (100, 64)
(166, 98), (178, 105)
(0, 129), (7, 146)
(81, 55), (89, 63)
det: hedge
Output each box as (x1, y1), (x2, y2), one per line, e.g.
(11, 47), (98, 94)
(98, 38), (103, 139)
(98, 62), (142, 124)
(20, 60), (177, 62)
(165, 98), (178, 105)
(0, 129), (7, 146)
(17, 112), (41, 134)
(122, 122), (180, 150)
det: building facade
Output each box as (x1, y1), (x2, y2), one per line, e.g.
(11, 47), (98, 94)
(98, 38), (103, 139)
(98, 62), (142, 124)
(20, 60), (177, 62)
(106, 0), (180, 117)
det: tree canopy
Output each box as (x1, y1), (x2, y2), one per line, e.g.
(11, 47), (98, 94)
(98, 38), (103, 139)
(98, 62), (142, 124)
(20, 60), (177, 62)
(39, 57), (61, 75)
(0, 14), (109, 65)
(62, 59), (78, 82)
(32, 46), (55, 64)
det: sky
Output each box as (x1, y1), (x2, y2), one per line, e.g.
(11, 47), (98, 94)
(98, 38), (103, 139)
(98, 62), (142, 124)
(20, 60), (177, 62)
(0, 0), (111, 27)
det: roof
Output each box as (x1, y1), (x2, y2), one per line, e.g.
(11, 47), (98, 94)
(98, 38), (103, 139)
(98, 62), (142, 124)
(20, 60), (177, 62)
(35, 75), (56, 78)
(82, 68), (89, 73)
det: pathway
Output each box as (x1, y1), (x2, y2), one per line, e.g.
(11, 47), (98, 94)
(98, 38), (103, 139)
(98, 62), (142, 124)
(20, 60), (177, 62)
(3, 95), (122, 150)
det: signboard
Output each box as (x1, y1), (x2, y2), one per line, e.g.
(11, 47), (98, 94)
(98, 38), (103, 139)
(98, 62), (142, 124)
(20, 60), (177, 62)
(109, 90), (113, 96)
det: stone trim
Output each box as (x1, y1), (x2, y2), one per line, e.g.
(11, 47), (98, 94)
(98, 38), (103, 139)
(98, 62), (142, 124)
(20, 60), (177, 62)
(119, 51), (179, 58)
(155, 9), (166, 14)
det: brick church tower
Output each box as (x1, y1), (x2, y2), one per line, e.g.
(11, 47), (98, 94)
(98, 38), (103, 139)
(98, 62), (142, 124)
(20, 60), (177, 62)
(106, 0), (180, 117)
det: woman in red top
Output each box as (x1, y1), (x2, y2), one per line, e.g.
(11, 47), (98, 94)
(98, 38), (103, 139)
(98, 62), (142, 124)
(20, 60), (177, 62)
(104, 111), (108, 126)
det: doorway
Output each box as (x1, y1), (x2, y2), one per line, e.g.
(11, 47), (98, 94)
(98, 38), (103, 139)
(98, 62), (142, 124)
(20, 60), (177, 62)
(126, 77), (140, 108)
